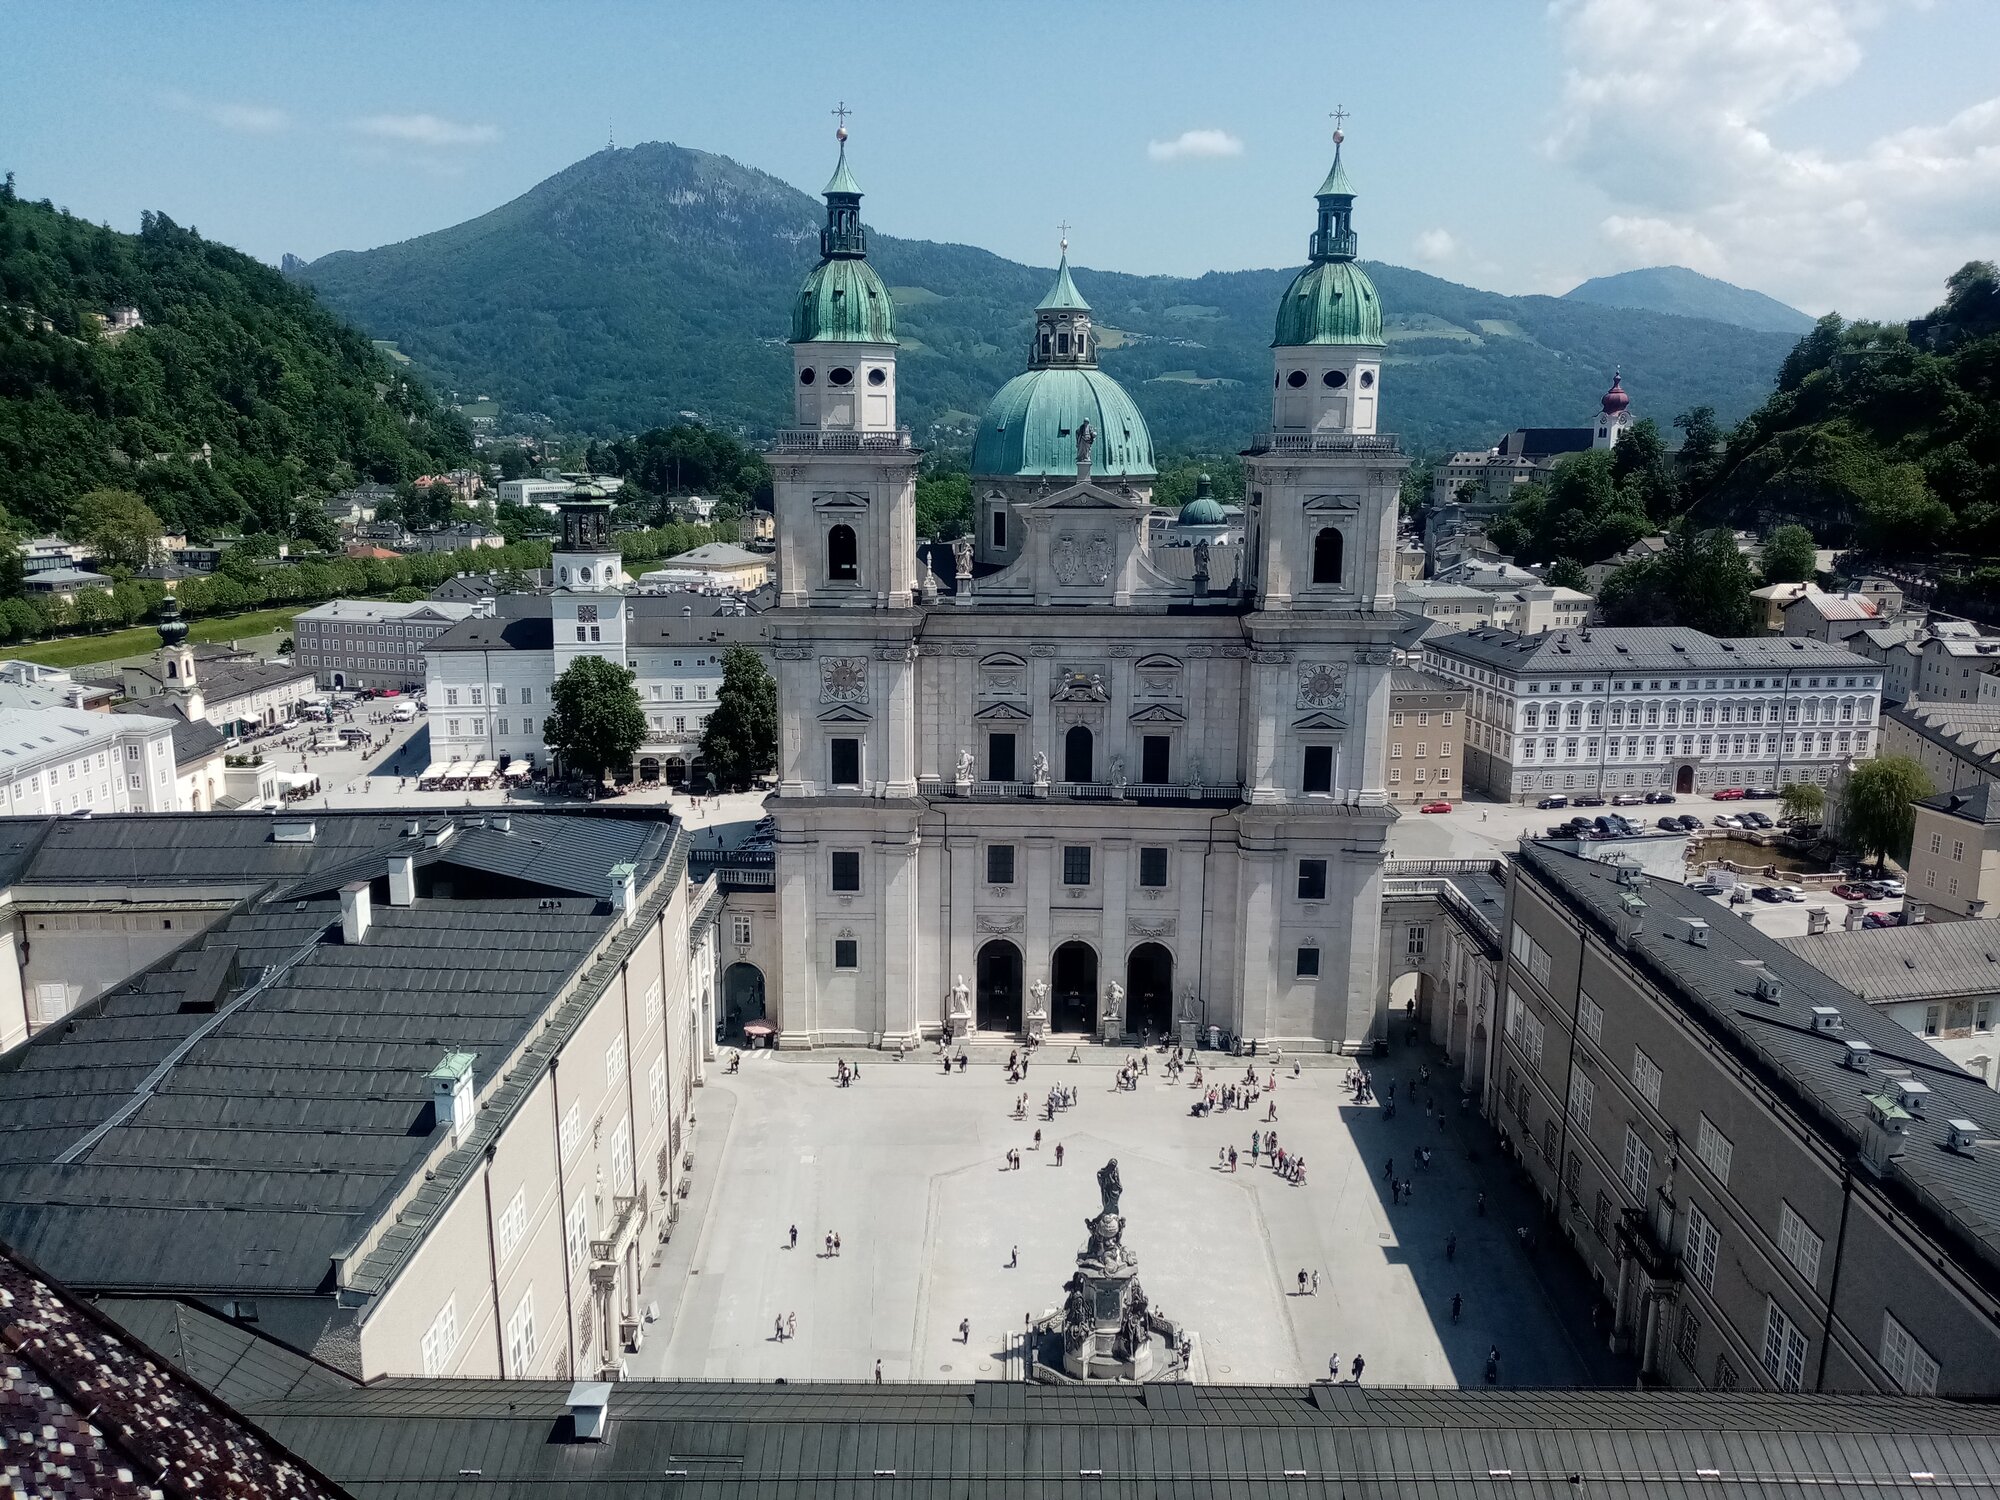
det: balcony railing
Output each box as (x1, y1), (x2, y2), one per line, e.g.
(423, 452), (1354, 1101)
(770, 427), (913, 453)
(916, 776), (1244, 803)
(1244, 431), (1402, 455)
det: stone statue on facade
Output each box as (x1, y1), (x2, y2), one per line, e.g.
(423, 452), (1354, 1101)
(1075, 418), (1096, 472)
(949, 974), (971, 1020)
(955, 747), (974, 783)
(1102, 981), (1124, 1024)
(1193, 538), (1211, 575)
(1109, 755), (1127, 795)
(1032, 750), (1050, 786)
(1097, 1157), (1123, 1217)
(952, 534), (973, 579)
(1176, 984), (1200, 1025)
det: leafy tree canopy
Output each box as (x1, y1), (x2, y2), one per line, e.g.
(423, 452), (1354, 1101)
(1759, 522), (1817, 584)
(1597, 521), (1757, 635)
(1485, 448), (1650, 565)
(699, 646), (776, 792)
(1839, 755), (1933, 869)
(64, 488), (163, 571)
(1152, 455), (1244, 511)
(588, 422), (771, 509)
(543, 655), (646, 782)
(1779, 779), (1826, 824)
(915, 466), (972, 541)
(1544, 556), (1589, 590)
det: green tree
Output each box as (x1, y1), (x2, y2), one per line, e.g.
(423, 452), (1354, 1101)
(914, 469), (972, 540)
(1779, 780), (1826, 824)
(1759, 523), (1817, 584)
(1544, 556), (1589, 591)
(1597, 522), (1756, 635)
(543, 655), (646, 784)
(699, 646), (777, 791)
(1673, 405), (1725, 499)
(1398, 458), (1432, 517)
(1839, 755), (1932, 870)
(65, 488), (164, 571)
(1610, 417), (1681, 521)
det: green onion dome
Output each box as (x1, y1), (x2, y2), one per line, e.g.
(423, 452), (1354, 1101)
(791, 257), (896, 344)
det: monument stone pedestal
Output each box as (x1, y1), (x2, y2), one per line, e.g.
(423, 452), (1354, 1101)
(1032, 1158), (1187, 1384)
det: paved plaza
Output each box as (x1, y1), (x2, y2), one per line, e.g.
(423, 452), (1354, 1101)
(636, 1045), (1618, 1388)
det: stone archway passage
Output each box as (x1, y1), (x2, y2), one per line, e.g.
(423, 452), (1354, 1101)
(665, 757), (688, 786)
(639, 758), (661, 783)
(721, 961), (765, 1041)
(1126, 943), (1173, 1038)
(977, 940), (1023, 1033)
(1676, 764), (1695, 794)
(1051, 941), (1098, 1033)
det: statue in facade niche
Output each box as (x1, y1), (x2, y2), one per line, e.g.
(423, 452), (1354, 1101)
(1109, 755), (1127, 793)
(949, 974), (971, 1020)
(1177, 984), (1201, 1025)
(1102, 981), (1124, 1023)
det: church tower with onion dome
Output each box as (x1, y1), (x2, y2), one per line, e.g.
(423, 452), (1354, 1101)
(1593, 369), (1633, 449)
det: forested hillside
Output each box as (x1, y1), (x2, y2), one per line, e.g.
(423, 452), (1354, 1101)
(0, 175), (470, 538)
(298, 141), (1797, 457)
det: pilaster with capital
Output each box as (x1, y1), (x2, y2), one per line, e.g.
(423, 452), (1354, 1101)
(881, 831), (921, 1045)
(1101, 838), (1130, 1034)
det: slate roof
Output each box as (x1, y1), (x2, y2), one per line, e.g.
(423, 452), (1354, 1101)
(422, 597), (554, 654)
(1520, 843), (2000, 1286)
(1429, 625), (1878, 676)
(96, 1296), (359, 1405)
(1887, 701), (2000, 775)
(242, 1378), (2000, 1498)
(0, 810), (675, 1318)
(423, 591), (767, 655)
(1390, 668), (1465, 698)
(0, 1243), (349, 1500)
(168, 716), (229, 769)
(1918, 783), (2000, 823)
(1783, 920), (2000, 1007)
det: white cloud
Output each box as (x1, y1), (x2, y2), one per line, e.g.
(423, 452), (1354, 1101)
(1147, 128), (1244, 163)
(162, 91), (290, 135)
(1546, 0), (2000, 316)
(350, 113), (500, 148)
(1413, 228), (1459, 265)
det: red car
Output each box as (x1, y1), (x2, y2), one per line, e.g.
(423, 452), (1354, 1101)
(1831, 883), (1873, 901)
(1713, 787), (1747, 800)
(1419, 800), (1453, 814)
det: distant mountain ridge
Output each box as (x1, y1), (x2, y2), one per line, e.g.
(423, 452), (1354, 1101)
(1563, 266), (1815, 335)
(296, 142), (1801, 456)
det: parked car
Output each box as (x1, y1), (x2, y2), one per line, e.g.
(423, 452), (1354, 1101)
(1713, 814), (1742, 828)
(1689, 880), (1727, 896)
(1713, 787), (1745, 800)
(1876, 878), (1907, 896)
(1861, 911), (1899, 929)
(391, 704), (417, 723)
(1611, 793), (1644, 806)
(1777, 885), (1806, 902)
(1419, 800), (1452, 814)
(1573, 795), (1607, 807)
(1752, 885), (1785, 902)
(1831, 883), (1874, 901)
(1677, 814), (1704, 832)
(1741, 811), (1775, 829)
(1658, 816), (1684, 831)
(1645, 791), (1679, 804)
(1743, 786), (1775, 799)
(1537, 795), (1569, 810)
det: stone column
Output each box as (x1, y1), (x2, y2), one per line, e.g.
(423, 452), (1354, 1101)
(1026, 836), (1055, 1002)
(775, 835), (815, 1048)
(881, 827), (920, 1048)
(1236, 845), (1278, 1044)
(946, 830), (977, 1042)
(1102, 838), (1130, 1042)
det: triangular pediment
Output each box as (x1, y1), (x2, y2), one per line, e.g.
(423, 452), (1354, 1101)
(1292, 710), (1349, 732)
(1023, 480), (1146, 512)
(817, 703), (873, 723)
(974, 701), (1032, 721)
(1128, 704), (1186, 725)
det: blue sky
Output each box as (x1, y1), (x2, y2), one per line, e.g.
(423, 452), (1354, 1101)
(4, 1), (1997, 318)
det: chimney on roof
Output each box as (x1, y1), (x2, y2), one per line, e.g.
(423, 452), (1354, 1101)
(429, 1051), (477, 1143)
(426, 819), (456, 849)
(1894, 1076), (1933, 1118)
(1807, 908), (1830, 935)
(1842, 1036), (1873, 1072)
(1859, 1093), (1911, 1175)
(340, 880), (372, 943)
(1845, 902), (1864, 932)
(1947, 1119), (1984, 1156)
(388, 853), (415, 907)
(1615, 891), (1647, 949)
(1674, 916), (1710, 947)
(493, 814), (511, 833)
(567, 1381), (612, 1441)
(1808, 1005), (1843, 1034)
(608, 862), (637, 925)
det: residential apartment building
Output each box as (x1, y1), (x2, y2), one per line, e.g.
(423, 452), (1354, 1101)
(1396, 580), (1591, 637)
(1852, 623), (1922, 704)
(0, 687), (178, 823)
(293, 598), (481, 692)
(1905, 783), (2000, 919)
(1879, 701), (2000, 798)
(0, 808), (718, 1383)
(1385, 670), (1467, 804)
(1916, 621), (2000, 702)
(1784, 918), (2000, 1085)
(1425, 627), (1882, 804)
(1496, 842), (2000, 1395)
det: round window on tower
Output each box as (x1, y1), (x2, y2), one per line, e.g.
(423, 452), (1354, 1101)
(1323, 369), (1348, 388)
(579, 566), (592, 584)
(1286, 370), (1308, 388)
(799, 367), (816, 386)
(866, 367), (886, 386)
(829, 367), (854, 386)
(559, 567), (570, 584)
(1360, 370), (1376, 388)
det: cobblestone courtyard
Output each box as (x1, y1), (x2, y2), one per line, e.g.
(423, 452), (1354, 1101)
(638, 1046), (1618, 1387)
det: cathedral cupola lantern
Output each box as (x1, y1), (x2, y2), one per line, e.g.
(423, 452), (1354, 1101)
(1030, 231), (1096, 370)
(789, 108), (899, 435)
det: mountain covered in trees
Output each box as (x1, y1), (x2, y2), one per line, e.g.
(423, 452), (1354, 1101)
(1562, 266), (1815, 335)
(0, 175), (471, 539)
(296, 141), (1798, 458)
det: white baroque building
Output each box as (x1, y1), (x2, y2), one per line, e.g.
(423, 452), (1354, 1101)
(763, 127), (1413, 1052)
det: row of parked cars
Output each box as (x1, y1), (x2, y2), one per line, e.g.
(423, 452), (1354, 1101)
(1537, 791), (1683, 810)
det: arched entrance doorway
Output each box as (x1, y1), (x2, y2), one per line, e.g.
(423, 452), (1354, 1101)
(639, 757), (661, 783)
(1126, 943), (1173, 1038)
(331, 672), (345, 689)
(721, 961), (765, 1041)
(664, 757), (687, 786)
(1063, 725), (1093, 784)
(1675, 764), (1695, 794)
(1051, 941), (1098, 1033)
(976, 940), (1023, 1033)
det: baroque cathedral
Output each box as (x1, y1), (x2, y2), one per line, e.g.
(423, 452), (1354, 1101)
(765, 123), (1413, 1051)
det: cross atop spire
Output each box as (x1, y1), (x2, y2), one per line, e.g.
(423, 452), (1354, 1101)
(831, 100), (851, 142)
(1330, 104), (1350, 142)
(1058, 220), (1071, 254)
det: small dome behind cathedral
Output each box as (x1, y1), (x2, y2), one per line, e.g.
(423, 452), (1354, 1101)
(1177, 474), (1227, 527)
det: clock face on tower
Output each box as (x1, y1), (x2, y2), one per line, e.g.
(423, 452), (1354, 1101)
(577, 604), (599, 622)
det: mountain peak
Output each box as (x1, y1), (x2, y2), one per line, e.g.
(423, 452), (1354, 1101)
(1562, 265), (1814, 335)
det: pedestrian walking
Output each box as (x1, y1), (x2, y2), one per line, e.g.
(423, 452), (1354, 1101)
(789, 1224), (798, 1250)
(1055, 1143), (1065, 1166)
(1329, 1353), (1340, 1382)
(959, 1317), (971, 1344)
(1297, 1269), (1308, 1296)
(1352, 1355), (1365, 1382)
(1450, 1292), (1462, 1324)
(1476, 1191), (1487, 1217)
(834, 1232), (842, 1256)
(875, 1358), (883, 1383)
(1008, 1245), (1018, 1268)
(1382, 1156), (1394, 1183)
(786, 1311), (797, 1340)
(825, 1232), (834, 1258)
(775, 1315), (785, 1342)
(1311, 1270), (1320, 1296)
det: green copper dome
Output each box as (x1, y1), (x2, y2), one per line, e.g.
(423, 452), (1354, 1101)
(1177, 474), (1227, 526)
(972, 367), (1155, 478)
(791, 257), (896, 344)
(1274, 259), (1383, 346)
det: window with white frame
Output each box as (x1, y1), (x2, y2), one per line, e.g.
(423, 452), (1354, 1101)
(1761, 1299), (1808, 1392)
(1505, 989), (1545, 1065)
(731, 913), (753, 945)
(1621, 1125), (1653, 1200)
(610, 1116), (632, 1189)
(649, 1055), (667, 1118)
(1578, 991), (1604, 1044)
(1631, 1047), (1663, 1107)
(1880, 1312), (1940, 1395)
(1566, 1070), (1594, 1129)
(566, 1194), (590, 1271)
(606, 1033), (627, 1089)
(421, 1296), (460, 1376)
(506, 1287), (537, 1375)
(495, 1186), (528, 1262)
(1696, 1115), (1733, 1184)
(1509, 923), (1553, 987)
(559, 1101), (581, 1161)
(1777, 1202), (1822, 1285)
(645, 977), (663, 1030)
(1684, 1201), (1720, 1291)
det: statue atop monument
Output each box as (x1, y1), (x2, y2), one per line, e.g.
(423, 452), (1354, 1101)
(1096, 1157), (1122, 1217)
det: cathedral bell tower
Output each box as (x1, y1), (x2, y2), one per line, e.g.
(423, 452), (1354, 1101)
(772, 117), (918, 610)
(551, 489), (627, 674)
(1244, 124), (1405, 614)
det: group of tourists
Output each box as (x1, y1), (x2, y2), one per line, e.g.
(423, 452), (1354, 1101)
(833, 1058), (862, 1087)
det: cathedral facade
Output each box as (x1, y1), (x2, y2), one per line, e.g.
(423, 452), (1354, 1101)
(766, 127), (1412, 1052)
